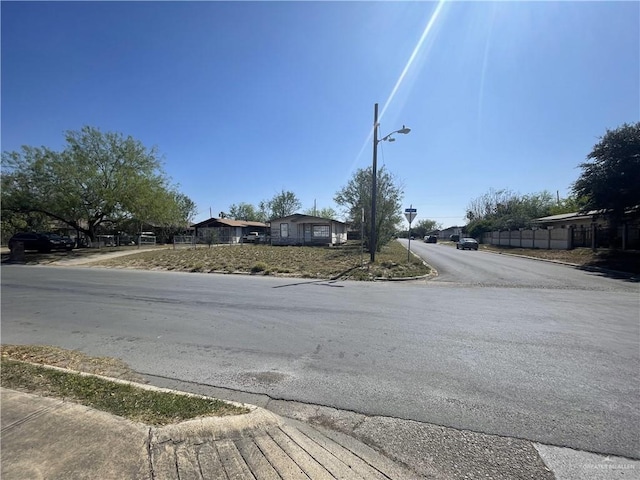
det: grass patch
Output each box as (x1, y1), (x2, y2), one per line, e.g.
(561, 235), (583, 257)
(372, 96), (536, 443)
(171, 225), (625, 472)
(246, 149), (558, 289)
(251, 261), (268, 273)
(1, 345), (248, 425)
(347, 241), (431, 280)
(93, 240), (431, 280)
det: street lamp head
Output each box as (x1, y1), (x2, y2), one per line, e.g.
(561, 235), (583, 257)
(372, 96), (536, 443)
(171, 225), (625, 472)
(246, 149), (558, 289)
(387, 137), (396, 142)
(398, 125), (411, 135)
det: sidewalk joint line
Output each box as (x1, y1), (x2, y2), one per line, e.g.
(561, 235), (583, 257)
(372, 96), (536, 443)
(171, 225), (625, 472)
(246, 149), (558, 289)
(250, 434), (283, 479)
(146, 428), (157, 480)
(265, 428), (312, 479)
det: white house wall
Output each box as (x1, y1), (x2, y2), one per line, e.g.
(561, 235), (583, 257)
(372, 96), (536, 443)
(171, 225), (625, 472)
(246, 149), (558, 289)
(271, 219), (347, 245)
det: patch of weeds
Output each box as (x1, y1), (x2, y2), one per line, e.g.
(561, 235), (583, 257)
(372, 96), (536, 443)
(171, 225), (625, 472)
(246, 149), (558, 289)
(1, 344), (145, 382)
(251, 262), (268, 273)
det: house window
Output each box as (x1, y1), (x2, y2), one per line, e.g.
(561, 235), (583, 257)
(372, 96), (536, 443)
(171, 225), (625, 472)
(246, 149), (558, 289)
(280, 223), (289, 238)
(312, 225), (330, 237)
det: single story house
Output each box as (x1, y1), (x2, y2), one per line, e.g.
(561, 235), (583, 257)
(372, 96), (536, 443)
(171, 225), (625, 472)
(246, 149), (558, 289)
(532, 209), (639, 250)
(192, 217), (269, 244)
(531, 211), (606, 229)
(438, 226), (464, 240)
(270, 214), (348, 246)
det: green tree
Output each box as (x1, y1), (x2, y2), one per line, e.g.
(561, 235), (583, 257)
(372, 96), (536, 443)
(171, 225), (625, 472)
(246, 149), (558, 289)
(465, 188), (557, 235)
(1, 126), (195, 240)
(411, 219), (442, 239)
(228, 202), (265, 222)
(572, 122), (640, 245)
(548, 194), (586, 215)
(262, 189), (301, 220)
(302, 206), (338, 219)
(0, 210), (50, 244)
(334, 166), (403, 253)
(465, 188), (520, 224)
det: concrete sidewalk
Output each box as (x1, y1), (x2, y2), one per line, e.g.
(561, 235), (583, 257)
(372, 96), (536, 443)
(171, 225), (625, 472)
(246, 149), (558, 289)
(0, 387), (418, 480)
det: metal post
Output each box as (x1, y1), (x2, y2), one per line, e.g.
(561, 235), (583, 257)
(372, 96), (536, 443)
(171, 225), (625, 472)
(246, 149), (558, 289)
(407, 204), (412, 262)
(370, 103), (379, 263)
(360, 207), (364, 267)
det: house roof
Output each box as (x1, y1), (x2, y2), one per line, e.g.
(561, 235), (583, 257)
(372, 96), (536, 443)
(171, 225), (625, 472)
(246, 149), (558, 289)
(243, 220), (270, 227)
(532, 211), (601, 224)
(270, 213), (347, 225)
(191, 217), (268, 228)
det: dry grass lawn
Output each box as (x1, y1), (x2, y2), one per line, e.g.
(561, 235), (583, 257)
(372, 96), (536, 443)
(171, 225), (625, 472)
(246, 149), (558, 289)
(1, 344), (146, 382)
(93, 240), (432, 280)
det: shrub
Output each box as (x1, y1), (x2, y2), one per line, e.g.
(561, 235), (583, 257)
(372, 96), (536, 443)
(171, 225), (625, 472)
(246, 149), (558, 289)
(251, 262), (268, 273)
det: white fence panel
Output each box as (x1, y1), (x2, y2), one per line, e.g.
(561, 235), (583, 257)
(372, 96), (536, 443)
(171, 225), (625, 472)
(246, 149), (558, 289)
(139, 234), (156, 247)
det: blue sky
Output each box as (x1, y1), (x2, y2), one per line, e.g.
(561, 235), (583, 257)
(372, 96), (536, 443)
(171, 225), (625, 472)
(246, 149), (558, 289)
(2, 1), (638, 227)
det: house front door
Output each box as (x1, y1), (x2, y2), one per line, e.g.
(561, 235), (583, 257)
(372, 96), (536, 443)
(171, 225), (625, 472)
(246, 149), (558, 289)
(304, 224), (312, 243)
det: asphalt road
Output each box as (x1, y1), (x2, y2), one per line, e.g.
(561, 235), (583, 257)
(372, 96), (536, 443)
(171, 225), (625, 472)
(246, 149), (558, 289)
(1, 247), (638, 459)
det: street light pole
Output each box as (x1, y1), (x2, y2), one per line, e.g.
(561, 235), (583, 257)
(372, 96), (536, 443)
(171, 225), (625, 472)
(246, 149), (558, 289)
(369, 103), (411, 263)
(370, 103), (379, 263)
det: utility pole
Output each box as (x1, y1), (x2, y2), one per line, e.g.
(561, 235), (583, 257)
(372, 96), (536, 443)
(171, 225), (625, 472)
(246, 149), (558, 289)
(369, 102), (410, 263)
(360, 207), (364, 267)
(370, 103), (379, 263)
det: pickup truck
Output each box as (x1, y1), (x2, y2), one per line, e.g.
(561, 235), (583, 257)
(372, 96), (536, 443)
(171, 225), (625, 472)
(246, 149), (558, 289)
(242, 232), (265, 243)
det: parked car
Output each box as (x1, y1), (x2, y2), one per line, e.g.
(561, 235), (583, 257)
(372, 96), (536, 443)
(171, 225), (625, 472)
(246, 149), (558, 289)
(8, 232), (75, 253)
(424, 235), (438, 243)
(450, 234), (460, 243)
(242, 231), (266, 243)
(456, 237), (479, 250)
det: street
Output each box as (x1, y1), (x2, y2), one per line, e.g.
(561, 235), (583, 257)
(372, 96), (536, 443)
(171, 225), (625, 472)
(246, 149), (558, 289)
(1, 248), (638, 459)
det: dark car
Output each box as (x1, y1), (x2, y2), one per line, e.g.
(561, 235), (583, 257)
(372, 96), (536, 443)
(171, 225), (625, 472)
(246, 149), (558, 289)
(456, 237), (479, 250)
(8, 232), (74, 253)
(424, 235), (438, 243)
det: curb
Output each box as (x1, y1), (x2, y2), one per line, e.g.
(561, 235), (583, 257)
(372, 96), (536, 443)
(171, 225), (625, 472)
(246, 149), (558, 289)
(2, 364), (423, 479)
(482, 249), (639, 280)
(369, 246), (436, 282)
(4, 361), (279, 435)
